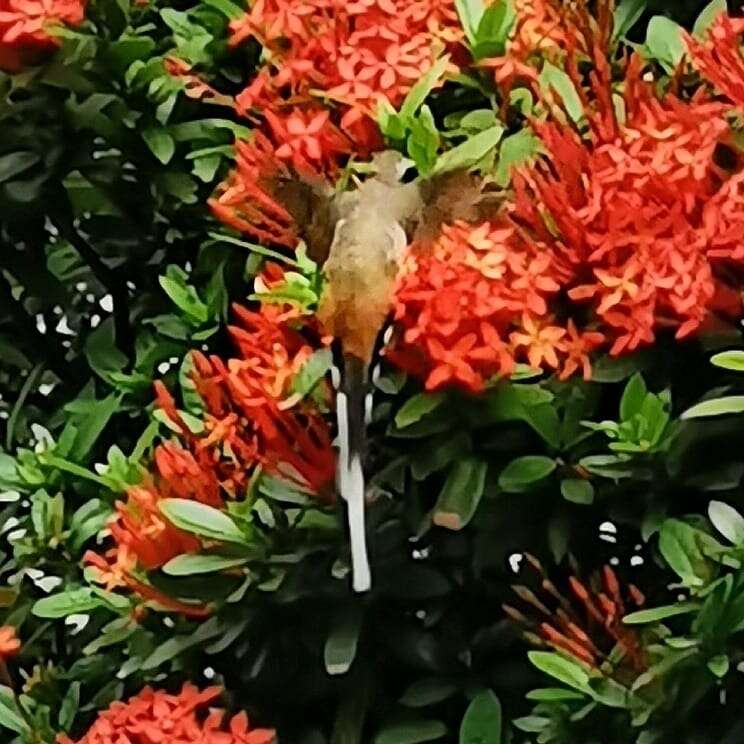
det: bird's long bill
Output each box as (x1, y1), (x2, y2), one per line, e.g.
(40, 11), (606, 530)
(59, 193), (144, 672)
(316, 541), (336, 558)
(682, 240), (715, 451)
(335, 357), (372, 593)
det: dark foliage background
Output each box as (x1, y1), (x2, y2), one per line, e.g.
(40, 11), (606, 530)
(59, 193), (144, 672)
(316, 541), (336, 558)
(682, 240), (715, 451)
(3, 1), (744, 743)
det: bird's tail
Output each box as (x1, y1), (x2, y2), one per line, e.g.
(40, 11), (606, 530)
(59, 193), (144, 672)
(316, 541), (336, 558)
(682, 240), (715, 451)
(336, 354), (371, 593)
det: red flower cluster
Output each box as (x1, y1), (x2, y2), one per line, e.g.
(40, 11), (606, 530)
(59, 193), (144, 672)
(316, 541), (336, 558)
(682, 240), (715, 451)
(0, 625), (20, 661)
(0, 0), (85, 71)
(57, 684), (276, 744)
(505, 555), (647, 676)
(210, 0), (462, 243)
(390, 220), (605, 390)
(86, 304), (335, 615)
(229, 0), (460, 138)
(687, 12), (744, 112)
(391, 41), (744, 391)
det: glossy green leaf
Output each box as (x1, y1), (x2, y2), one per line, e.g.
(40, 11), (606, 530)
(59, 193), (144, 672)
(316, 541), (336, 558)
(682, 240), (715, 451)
(498, 456), (556, 492)
(624, 602), (700, 625)
(374, 720), (448, 744)
(433, 457), (487, 530)
(644, 16), (685, 70)
(33, 588), (104, 618)
(613, 0), (647, 40)
(710, 350), (744, 372)
(693, 0), (727, 37)
(432, 126), (504, 175)
(527, 651), (592, 696)
(162, 554), (249, 576)
(396, 392), (447, 428)
(400, 679), (458, 708)
(681, 396), (744, 420)
(0, 151), (40, 184)
(159, 499), (248, 544)
(539, 62), (583, 122)
(142, 127), (175, 164)
(708, 500), (744, 545)
(324, 606), (362, 676)
(560, 479), (595, 505)
(459, 690), (502, 744)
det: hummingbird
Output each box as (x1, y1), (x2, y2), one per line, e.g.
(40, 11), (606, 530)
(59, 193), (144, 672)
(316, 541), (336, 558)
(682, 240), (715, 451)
(258, 151), (496, 591)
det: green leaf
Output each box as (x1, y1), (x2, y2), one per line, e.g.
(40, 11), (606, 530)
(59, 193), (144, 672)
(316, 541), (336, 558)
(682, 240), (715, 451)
(396, 392), (447, 429)
(459, 690), (502, 744)
(324, 606), (362, 676)
(623, 602), (700, 625)
(708, 500), (744, 545)
(693, 0), (727, 37)
(644, 16), (685, 71)
(525, 688), (586, 702)
(200, 0), (243, 19)
(33, 588), (104, 618)
(0, 151), (40, 184)
(681, 396), (744, 420)
(0, 687), (29, 734)
(707, 654), (730, 678)
(620, 373), (648, 421)
(539, 62), (583, 122)
(613, 0), (647, 41)
(498, 456), (556, 493)
(401, 56), (450, 120)
(658, 519), (716, 588)
(159, 499), (248, 544)
(141, 616), (224, 670)
(433, 458), (487, 530)
(455, 0), (485, 45)
(710, 350), (744, 372)
(560, 479), (594, 505)
(159, 266), (209, 324)
(292, 349), (333, 398)
(374, 721), (448, 744)
(527, 651), (593, 696)
(162, 554), (249, 576)
(84, 318), (128, 382)
(407, 105), (441, 174)
(472, 0), (516, 59)
(494, 130), (541, 187)
(142, 127), (175, 164)
(400, 679), (458, 708)
(513, 716), (550, 734)
(432, 126), (504, 175)
(59, 681), (80, 732)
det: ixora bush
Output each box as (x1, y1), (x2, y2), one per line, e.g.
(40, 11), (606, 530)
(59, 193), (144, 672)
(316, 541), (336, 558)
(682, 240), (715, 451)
(8, 0), (744, 741)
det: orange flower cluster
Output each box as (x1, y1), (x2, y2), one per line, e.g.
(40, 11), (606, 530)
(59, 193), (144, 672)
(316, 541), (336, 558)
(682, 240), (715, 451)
(86, 304), (335, 615)
(229, 0), (461, 138)
(505, 555), (647, 675)
(0, 0), (85, 71)
(57, 684), (276, 744)
(0, 625), (20, 660)
(687, 13), (744, 112)
(390, 220), (605, 390)
(210, 0), (461, 242)
(390, 43), (744, 391)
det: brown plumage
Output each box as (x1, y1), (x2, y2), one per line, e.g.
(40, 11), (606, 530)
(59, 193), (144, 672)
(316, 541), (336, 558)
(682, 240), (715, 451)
(264, 151), (501, 591)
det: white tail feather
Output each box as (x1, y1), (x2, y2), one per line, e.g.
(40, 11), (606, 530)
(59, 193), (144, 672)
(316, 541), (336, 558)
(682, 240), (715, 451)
(335, 391), (371, 592)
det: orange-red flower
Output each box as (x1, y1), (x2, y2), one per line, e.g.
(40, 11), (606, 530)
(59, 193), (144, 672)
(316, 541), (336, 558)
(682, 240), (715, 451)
(687, 12), (744, 112)
(0, 0), (86, 71)
(389, 41), (744, 392)
(0, 626), (20, 660)
(229, 0), (461, 143)
(87, 303), (336, 614)
(57, 684), (276, 744)
(505, 555), (647, 676)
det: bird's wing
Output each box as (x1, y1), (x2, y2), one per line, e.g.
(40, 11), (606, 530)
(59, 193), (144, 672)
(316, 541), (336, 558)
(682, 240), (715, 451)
(262, 173), (339, 265)
(413, 170), (502, 244)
